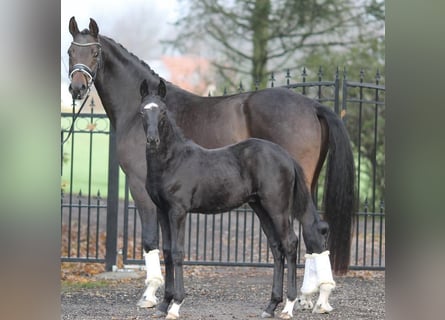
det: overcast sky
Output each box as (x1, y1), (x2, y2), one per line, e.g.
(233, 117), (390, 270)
(61, 0), (180, 105)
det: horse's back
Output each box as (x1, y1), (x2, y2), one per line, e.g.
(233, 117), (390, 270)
(243, 88), (323, 186)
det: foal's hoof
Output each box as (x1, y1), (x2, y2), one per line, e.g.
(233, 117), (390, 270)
(137, 297), (157, 308)
(312, 303), (333, 314)
(297, 297), (313, 310)
(151, 310), (167, 318)
(261, 311), (274, 318)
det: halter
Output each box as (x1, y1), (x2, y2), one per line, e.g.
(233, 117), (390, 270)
(63, 41), (102, 145)
(69, 41), (102, 90)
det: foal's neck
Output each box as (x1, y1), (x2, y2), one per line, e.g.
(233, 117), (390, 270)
(154, 113), (189, 159)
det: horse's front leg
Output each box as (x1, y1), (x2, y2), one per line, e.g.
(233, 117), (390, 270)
(129, 186), (163, 308)
(165, 208), (187, 320)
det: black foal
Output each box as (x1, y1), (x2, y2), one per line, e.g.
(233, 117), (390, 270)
(139, 79), (330, 319)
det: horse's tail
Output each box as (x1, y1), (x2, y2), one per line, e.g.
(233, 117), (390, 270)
(315, 104), (355, 275)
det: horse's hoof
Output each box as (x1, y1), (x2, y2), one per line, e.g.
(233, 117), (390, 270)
(166, 312), (179, 320)
(261, 311), (274, 318)
(279, 312), (293, 319)
(152, 310), (167, 318)
(297, 297), (313, 310)
(312, 303), (333, 314)
(137, 298), (157, 308)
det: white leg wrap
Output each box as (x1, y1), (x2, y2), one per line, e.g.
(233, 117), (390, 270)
(312, 283), (335, 313)
(312, 250), (335, 313)
(137, 249), (164, 308)
(298, 254), (317, 310)
(166, 302), (182, 320)
(279, 298), (298, 319)
(300, 254), (318, 294)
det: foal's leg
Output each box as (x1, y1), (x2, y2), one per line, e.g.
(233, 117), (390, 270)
(165, 208), (187, 320)
(279, 227), (299, 319)
(153, 207), (174, 317)
(250, 203), (285, 318)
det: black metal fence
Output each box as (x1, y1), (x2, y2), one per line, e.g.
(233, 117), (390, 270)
(61, 68), (385, 271)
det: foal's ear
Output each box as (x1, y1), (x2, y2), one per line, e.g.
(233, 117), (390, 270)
(69, 16), (79, 37)
(140, 79), (149, 98)
(89, 18), (99, 37)
(158, 79), (167, 99)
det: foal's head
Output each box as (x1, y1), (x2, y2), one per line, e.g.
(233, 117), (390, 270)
(139, 79), (168, 149)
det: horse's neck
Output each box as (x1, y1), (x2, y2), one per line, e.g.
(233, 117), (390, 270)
(94, 36), (164, 130)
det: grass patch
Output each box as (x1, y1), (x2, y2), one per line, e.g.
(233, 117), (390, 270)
(61, 279), (110, 291)
(61, 125), (129, 199)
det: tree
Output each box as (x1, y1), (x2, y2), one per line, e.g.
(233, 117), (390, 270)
(166, 0), (384, 90)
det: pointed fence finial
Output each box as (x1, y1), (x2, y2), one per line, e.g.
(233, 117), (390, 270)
(285, 69), (291, 86)
(301, 67), (307, 81)
(238, 81), (244, 93)
(318, 66), (323, 81)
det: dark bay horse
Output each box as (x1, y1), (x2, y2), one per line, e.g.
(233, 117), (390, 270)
(67, 17), (354, 310)
(140, 79), (333, 319)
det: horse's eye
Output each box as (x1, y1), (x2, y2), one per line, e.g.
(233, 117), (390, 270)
(93, 51), (99, 58)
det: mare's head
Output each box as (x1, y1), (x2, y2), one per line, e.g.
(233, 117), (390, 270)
(67, 17), (102, 100)
(139, 79), (168, 149)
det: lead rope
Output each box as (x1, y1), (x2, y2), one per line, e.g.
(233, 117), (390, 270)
(62, 93), (90, 145)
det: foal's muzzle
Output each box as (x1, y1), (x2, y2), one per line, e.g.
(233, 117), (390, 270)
(147, 137), (160, 148)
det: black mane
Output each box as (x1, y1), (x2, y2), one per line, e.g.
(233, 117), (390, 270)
(98, 35), (171, 85)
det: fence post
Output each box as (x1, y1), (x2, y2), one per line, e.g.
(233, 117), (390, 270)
(105, 126), (119, 271)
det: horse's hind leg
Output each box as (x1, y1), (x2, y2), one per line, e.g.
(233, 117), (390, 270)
(299, 202), (335, 313)
(250, 203), (284, 318)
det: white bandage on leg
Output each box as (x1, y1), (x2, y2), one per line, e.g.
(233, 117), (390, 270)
(137, 249), (164, 308)
(280, 298), (298, 319)
(144, 249), (164, 285)
(166, 302), (183, 320)
(312, 250), (335, 313)
(300, 254), (318, 294)
(298, 254), (317, 310)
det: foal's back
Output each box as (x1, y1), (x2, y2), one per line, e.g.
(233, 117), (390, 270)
(171, 137), (297, 213)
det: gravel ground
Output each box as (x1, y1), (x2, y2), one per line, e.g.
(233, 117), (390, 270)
(61, 266), (385, 319)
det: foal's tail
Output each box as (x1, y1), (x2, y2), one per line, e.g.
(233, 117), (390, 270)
(315, 104), (355, 275)
(292, 160), (311, 220)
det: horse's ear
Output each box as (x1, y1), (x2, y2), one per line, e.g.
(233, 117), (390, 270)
(89, 18), (99, 37)
(140, 79), (149, 98)
(158, 79), (167, 99)
(69, 16), (79, 37)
